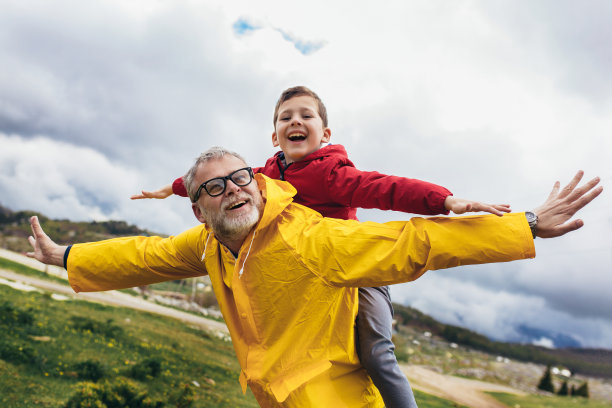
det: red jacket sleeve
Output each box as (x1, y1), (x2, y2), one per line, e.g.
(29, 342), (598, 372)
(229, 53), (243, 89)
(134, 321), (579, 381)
(172, 177), (188, 197)
(327, 165), (452, 215)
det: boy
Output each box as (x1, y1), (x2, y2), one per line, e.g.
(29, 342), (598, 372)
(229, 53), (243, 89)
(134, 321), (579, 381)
(132, 86), (510, 407)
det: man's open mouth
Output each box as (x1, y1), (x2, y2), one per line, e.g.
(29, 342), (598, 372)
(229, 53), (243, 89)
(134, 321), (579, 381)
(288, 133), (306, 141)
(227, 200), (247, 210)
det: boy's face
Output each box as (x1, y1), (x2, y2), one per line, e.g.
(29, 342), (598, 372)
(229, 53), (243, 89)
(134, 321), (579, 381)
(272, 95), (331, 164)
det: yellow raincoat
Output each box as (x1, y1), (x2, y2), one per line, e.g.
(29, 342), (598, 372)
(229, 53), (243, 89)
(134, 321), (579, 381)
(67, 174), (535, 407)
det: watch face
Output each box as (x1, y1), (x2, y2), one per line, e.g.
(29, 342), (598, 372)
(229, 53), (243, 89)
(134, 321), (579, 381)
(525, 211), (537, 223)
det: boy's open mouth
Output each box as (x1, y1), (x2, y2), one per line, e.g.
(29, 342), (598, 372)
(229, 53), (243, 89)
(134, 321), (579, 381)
(288, 133), (306, 141)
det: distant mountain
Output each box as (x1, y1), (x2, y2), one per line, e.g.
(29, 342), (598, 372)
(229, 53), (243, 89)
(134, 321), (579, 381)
(516, 324), (582, 349)
(393, 303), (612, 379)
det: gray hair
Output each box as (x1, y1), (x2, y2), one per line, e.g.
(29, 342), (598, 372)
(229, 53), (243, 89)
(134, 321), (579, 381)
(184, 146), (248, 202)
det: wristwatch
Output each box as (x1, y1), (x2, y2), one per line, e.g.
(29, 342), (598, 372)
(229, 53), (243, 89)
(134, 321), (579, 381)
(525, 211), (538, 239)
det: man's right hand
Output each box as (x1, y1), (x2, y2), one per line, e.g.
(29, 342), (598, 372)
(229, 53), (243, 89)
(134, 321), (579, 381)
(532, 170), (603, 238)
(26, 216), (67, 267)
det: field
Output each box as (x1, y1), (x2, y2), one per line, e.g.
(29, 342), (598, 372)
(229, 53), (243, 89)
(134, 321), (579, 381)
(1, 256), (611, 407)
(0, 280), (258, 407)
(0, 259), (470, 407)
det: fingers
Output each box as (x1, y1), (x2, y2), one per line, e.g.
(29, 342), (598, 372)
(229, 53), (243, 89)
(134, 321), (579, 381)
(566, 176), (601, 202)
(569, 185), (604, 214)
(26, 235), (36, 258)
(29, 216), (44, 239)
(557, 170), (584, 199)
(550, 219), (584, 238)
(546, 181), (561, 202)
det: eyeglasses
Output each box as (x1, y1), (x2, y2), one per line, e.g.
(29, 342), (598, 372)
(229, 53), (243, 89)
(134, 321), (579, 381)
(192, 167), (254, 201)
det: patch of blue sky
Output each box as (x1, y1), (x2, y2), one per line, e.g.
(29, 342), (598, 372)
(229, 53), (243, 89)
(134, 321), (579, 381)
(232, 19), (325, 55)
(233, 18), (259, 35)
(277, 30), (325, 55)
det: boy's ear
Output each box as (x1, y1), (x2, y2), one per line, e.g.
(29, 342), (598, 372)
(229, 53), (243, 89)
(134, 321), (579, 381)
(192, 203), (207, 224)
(321, 127), (331, 144)
(271, 132), (280, 147)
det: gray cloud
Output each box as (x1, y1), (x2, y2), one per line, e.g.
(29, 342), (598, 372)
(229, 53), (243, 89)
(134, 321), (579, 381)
(480, 0), (612, 106)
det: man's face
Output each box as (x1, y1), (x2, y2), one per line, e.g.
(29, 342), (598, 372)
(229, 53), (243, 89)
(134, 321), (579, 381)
(192, 155), (263, 241)
(272, 95), (331, 164)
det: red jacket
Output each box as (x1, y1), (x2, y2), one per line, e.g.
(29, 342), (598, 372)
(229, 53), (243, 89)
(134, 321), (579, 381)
(173, 144), (451, 220)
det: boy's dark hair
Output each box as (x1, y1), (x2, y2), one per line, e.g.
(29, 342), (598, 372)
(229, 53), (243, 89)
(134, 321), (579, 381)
(273, 86), (328, 128)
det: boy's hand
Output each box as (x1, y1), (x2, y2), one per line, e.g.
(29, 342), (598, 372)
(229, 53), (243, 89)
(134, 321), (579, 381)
(532, 170), (602, 238)
(130, 184), (173, 200)
(27, 216), (67, 267)
(444, 196), (511, 217)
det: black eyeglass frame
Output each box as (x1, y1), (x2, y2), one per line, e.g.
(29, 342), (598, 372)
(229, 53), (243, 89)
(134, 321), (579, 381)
(192, 167), (254, 202)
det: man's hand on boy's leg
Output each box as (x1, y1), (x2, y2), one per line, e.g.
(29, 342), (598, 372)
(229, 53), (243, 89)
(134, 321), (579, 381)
(444, 196), (511, 216)
(130, 184), (173, 200)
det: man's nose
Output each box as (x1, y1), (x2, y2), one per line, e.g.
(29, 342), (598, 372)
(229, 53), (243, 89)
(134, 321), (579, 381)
(225, 179), (242, 194)
(290, 116), (302, 125)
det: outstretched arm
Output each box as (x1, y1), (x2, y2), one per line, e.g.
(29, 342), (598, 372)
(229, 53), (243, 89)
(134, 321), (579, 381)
(130, 184), (173, 200)
(533, 170), (602, 238)
(444, 196), (511, 216)
(26, 216), (67, 267)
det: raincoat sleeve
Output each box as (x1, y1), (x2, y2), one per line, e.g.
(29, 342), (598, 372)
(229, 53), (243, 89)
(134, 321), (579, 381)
(327, 164), (452, 215)
(66, 224), (208, 293)
(295, 212), (535, 287)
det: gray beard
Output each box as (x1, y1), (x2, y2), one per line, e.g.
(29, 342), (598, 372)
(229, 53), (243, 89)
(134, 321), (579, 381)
(202, 195), (262, 243)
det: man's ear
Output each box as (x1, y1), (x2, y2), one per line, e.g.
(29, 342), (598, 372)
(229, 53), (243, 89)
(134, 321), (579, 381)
(272, 132), (280, 147)
(192, 203), (207, 224)
(321, 127), (331, 144)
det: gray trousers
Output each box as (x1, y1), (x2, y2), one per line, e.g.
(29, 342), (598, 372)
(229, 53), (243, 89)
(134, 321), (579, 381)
(356, 286), (418, 408)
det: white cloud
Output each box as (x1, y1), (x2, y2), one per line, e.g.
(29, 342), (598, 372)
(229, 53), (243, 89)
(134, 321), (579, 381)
(0, 133), (193, 234)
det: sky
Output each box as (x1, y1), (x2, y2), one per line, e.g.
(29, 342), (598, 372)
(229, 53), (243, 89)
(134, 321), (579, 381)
(0, 0), (610, 349)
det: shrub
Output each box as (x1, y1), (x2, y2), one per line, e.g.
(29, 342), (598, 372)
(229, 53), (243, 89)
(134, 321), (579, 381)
(537, 365), (555, 393)
(128, 358), (162, 381)
(64, 378), (164, 408)
(0, 301), (34, 326)
(74, 360), (107, 382)
(557, 380), (569, 396)
(574, 381), (589, 398)
(168, 383), (195, 408)
(0, 339), (38, 365)
(70, 316), (124, 339)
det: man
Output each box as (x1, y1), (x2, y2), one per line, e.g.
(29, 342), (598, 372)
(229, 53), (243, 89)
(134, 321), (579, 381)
(28, 147), (602, 407)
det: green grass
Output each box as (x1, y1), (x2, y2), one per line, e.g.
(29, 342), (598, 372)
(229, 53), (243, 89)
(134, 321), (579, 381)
(0, 278), (472, 408)
(0, 257), (67, 285)
(0, 283), (258, 407)
(413, 389), (468, 407)
(490, 392), (612, 408)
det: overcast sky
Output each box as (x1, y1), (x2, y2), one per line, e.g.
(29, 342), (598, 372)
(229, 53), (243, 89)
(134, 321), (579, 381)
(1, 0), (610, 349)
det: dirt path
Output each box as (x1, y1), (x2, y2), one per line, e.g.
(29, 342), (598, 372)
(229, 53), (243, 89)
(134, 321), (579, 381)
(2, 250), (529, 407)
(402, 364), (526, 407)
(0, 268), (228, 334)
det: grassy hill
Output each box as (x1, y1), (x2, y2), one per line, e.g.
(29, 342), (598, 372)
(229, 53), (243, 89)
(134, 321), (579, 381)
(1, 205), (611, 406)
(1, 260), (471, 408)
(0, 204), (161, 254)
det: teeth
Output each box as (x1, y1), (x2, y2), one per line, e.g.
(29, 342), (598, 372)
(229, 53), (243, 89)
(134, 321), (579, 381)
(228, 201), (246, 210)
(288, 133), (306, 140)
